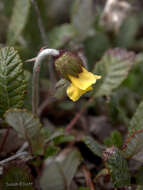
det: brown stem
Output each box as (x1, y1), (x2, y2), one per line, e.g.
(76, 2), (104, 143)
(0, 128), (10, 154)
(82, 165), (95, 190)
(66, 96), (94, 132)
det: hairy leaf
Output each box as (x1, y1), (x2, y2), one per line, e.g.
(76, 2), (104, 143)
(83, 136), (104, 158)
(103, 147), (131, 187)
(123, 101), (143, 160)
(0, 47), (26, 116)
(94, 48), (135, 97)
(40, 149), (82, 190)
(128, 101), (143, 135)
(123, 131), (143, 160)
(4, 108), (41, 139)
(7, 0), (31, 44)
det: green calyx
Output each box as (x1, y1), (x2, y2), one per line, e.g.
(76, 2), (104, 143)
(55, 51), (83, 80)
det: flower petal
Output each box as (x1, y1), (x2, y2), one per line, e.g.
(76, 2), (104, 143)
(68, 67), (101, 90)
(67, 83), (92, 101)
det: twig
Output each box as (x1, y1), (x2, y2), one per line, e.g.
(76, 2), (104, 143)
(31, 0), (48, 44)
(32, 48), (59, 116)
(0, 128), (10, 153)
(82, 165), (95, 190)
(0, 152), (28, 165)
(16, 142), (29, 154)
(66, 96), (94, 132)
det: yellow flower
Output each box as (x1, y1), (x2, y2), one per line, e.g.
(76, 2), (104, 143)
(67, 67), (101, 101)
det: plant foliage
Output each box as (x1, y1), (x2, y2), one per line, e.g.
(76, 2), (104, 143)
(0, 47), (26, 117)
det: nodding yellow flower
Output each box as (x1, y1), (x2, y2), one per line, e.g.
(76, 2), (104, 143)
(67, 67), (101, 101)
(54, 51), (101, 101)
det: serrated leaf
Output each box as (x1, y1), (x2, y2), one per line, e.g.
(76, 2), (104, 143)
(40, 149), (82, 190)
(71, 0), (93, 40)
(103, 147), (130, 187)
(93, 48), (135, 97)
(83, 136), (104, 158)
(128, 101), (143, 135)
(48, 24), (77, 48)
(123, 131), (143, 160)
(0, 164), (34, 190)
(4, 108), (41, 139)
(4, 108), (44, 154)
(7, 0), (31, 44)
(0, 47), (26, 117)
(123, 101), (143, 160)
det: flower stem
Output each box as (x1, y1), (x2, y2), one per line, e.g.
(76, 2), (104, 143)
(32, 48), (59, 116)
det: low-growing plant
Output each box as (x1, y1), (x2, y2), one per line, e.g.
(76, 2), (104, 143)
(1, 0), (143, 190)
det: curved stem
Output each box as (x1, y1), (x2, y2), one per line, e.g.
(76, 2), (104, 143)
(32, 49), (59, 116)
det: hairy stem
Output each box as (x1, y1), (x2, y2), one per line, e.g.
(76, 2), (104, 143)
(32, 48), (59, 116)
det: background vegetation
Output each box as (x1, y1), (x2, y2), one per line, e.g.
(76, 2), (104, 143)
(1, 0), (143, 189)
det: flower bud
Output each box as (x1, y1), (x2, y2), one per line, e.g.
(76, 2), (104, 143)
(54, 51), (83, 80)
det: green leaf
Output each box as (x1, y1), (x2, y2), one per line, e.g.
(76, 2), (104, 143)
(4, 108), (41, 139)
(93, 48), (135, 97)
(45, 128), (65, 143)
(40, 149), (82, 190)
(128, 101), (143, 135)
(44, 146), (60, 158)
(104, 130), (123, 148)
(83, 136), (104, 158)
(103, 147), (131, 187)
(111, 131), (123, 148)
(48, 24), (77, 48)
(71, 0), (93, 40)
(7, 0), (31, 44)
(104, 137), (113, 147)
(116, 16), (139, 48)
(123, 131), (143, 160)
(123, 101), (143, 160)
(54, 135), (75, 145)
(0, 47), (26, 117)
(84, 31), (110, 68)
(4, 108), (44, 154)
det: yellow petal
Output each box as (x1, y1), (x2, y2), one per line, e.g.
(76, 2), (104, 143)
(67, 83), (92, 102)
(68, 67), (101, 90)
